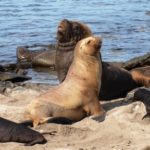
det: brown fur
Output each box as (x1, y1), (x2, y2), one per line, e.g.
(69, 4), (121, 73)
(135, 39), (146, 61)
(130, 66), (150, 87)
(99, 62), (138, 100)
(56, 19), (150, 100)
(56, 19), (92, 82)
(25, 36), (105, 127)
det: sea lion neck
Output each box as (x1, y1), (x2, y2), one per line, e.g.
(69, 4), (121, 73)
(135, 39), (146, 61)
(57, 40), (77, 52)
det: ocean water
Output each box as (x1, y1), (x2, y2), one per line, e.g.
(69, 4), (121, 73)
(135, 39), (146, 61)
(0, 0), (150, 83)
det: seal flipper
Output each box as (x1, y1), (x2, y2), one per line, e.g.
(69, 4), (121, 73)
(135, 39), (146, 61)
(47, 117), (74, 125)
(19, 120), (33, 127)
(24, 137), (47, 146)
(142, 114), (150, 120)
(20, 117), (74, 126)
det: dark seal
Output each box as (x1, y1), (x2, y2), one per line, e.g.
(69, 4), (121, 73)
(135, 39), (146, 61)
(56, 19), (92, 82)
(0, 117), (47, 146)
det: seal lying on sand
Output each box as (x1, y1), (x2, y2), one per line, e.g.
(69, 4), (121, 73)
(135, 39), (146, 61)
(134, 88), (150, 119)
(0, 117), (47, 146)
(24, 36), (105, 127)
(17, 46), (56, 68)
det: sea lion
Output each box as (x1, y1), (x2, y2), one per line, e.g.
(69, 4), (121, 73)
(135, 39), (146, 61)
(16, 19), (150, 100)
(56, 19), (92, 82)
(99, 62), (138, 100)
(55, 19), (150, 100)
(24, 36), (105, 127)
(134, 88), (150, 119)
(0, 117), (47, 146)
(17, 46), (56, 68)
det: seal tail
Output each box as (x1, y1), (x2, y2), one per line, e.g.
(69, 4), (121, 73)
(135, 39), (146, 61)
(46, 117), (74, 125)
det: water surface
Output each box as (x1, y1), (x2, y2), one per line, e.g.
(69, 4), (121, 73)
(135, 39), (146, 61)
(0, 0), (150, 83)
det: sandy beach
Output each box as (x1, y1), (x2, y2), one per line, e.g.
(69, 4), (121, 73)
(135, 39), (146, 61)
(0, 83), (150, 150)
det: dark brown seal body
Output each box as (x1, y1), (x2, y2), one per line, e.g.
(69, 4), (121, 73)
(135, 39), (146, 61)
(17, 46), (56, 68)
(24, 36), (105, 127)
(55, 19), (150, 100)
(134, 88), (150, 119)
(99, 62), (137, 100)
(0, 117), (47, 146)
(56, 19), (92, 82)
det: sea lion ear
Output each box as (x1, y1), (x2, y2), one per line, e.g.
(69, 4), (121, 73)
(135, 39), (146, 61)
(86, 39), (92, 45)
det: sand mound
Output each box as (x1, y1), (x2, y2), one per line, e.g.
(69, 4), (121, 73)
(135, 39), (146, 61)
(0, 85), (150, 150)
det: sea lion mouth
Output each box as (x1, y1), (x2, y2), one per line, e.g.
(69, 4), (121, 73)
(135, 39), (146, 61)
(57, 19), (73, 43)
(94, 37), (102, 50)
(57, 26), (65, 40)
(94, 43), (101, 50)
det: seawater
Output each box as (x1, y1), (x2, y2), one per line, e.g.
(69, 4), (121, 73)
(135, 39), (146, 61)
(0, 0), (150, 83)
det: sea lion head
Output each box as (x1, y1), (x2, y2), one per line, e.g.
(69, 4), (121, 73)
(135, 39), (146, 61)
(57, 19), (92, 43)
(75, 36), (102, 57)
(17, 47), (31, 61)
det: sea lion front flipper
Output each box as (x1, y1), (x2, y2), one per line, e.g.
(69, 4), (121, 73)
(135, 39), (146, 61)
(47, 117), (74, 125)
(25, 138), (47, 146)
(85, 98), (106, 122)
(19, 120), (33, 127)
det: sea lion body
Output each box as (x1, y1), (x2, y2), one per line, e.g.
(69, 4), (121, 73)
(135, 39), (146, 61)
(99, 62), (137, 100)
(25, 36), (105, 127)
(0, 117), (46, 146)
(55, 19), (150, 99)
(56, 19), (92, 82)
(17, 46), (56, 68)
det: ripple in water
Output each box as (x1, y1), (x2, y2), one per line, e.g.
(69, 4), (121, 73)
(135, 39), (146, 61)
(0, 0), (150, 83)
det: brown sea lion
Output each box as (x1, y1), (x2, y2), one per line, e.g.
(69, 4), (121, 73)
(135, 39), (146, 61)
(134, 88), (150, 119)
(0, 117), (47, 146)
(56, 19), (92, 82)
(55, 19), (150, 100)
(99, 62), (138, 100)
(24, 36), (105, 127)
(17, 46), (56, 68)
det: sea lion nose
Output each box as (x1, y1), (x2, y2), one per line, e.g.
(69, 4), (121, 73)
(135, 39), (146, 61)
(94, 36), (102, 44)
(58, 26), (63, 32)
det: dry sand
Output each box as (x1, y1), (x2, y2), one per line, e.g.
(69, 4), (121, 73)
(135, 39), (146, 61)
(0, 84), (150, 150)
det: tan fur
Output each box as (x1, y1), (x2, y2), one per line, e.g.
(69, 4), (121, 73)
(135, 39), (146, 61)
(25, 36), (105, 127)
(130, 66), (150, 87)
